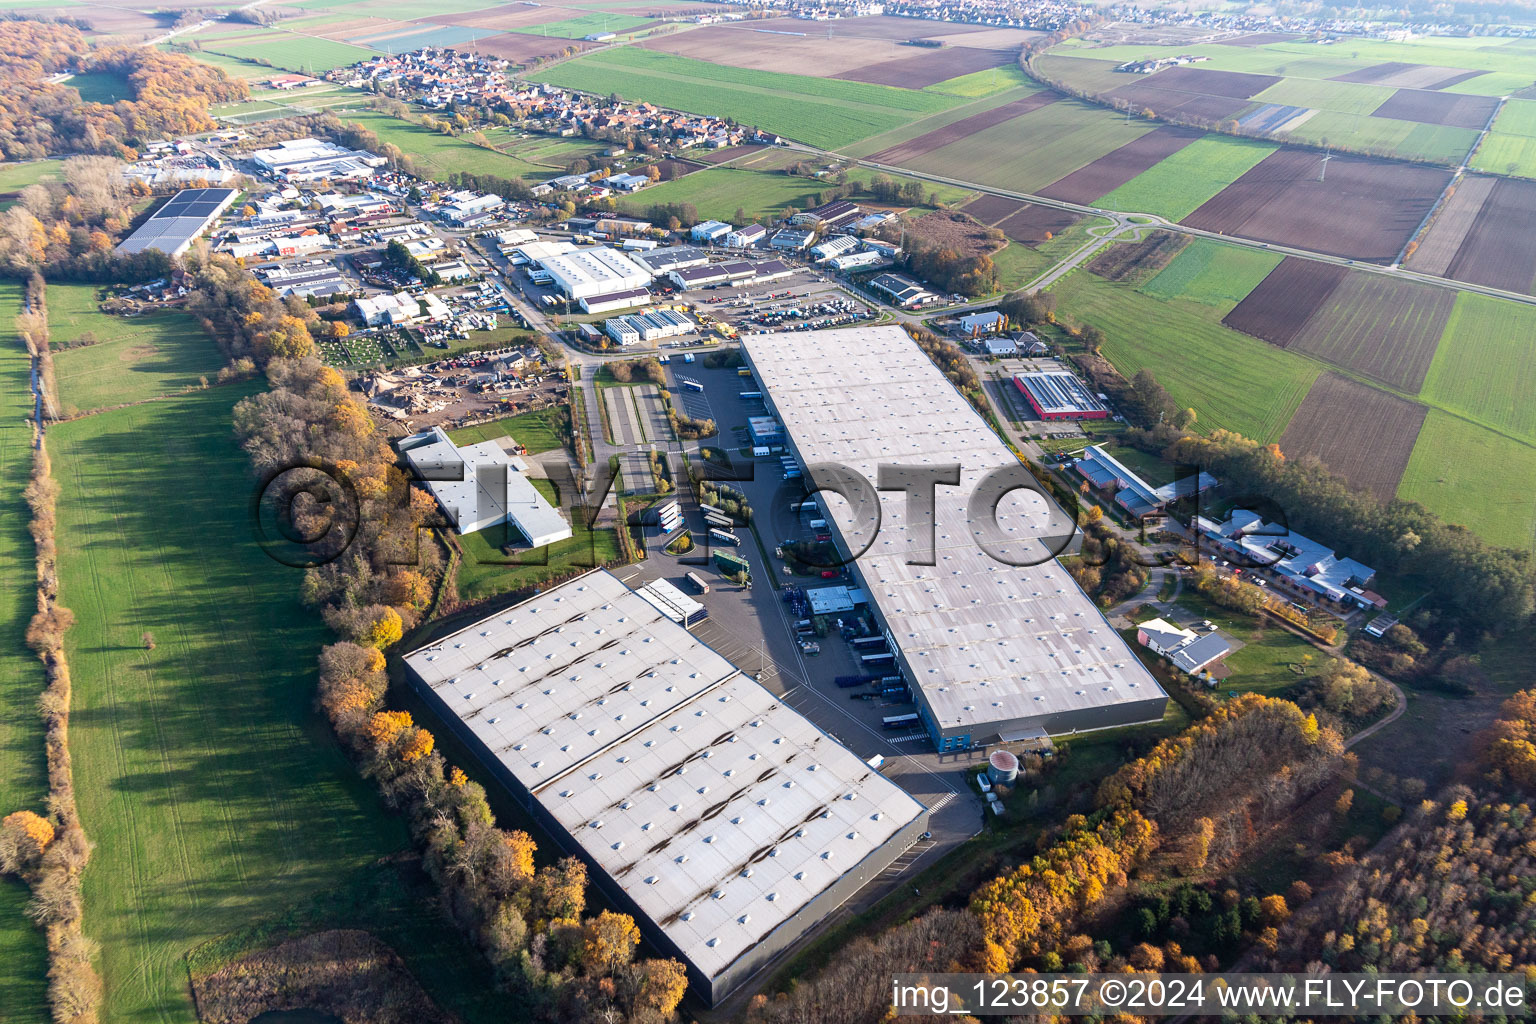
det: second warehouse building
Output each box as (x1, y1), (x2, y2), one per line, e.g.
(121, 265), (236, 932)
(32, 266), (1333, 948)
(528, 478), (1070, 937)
(741, 325), (1168, 751)
(403, 570), (928, 1005)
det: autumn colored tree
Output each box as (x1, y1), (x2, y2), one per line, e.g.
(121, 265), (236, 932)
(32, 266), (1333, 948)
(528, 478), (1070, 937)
(0, 810), (55, 874)
(366, 606), (403, 650)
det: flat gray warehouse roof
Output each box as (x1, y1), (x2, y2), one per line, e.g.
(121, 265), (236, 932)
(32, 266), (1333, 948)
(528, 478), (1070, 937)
(402, 570), (926, 998)
(741, 325), (1166, 740)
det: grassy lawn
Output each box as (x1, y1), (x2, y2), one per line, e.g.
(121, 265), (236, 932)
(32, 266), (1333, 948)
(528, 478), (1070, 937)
(65, 70), (134, 104)
(0, 159), (63, 194)
(1421, 291), (1536, 446)
(0, 281), (50, 1024)
(991, 241), (1052, 291)
(50, 384), (411, 1024)
(446, 406), (568, 455)
(1140, 589), (1317, 697)
(48, 284), (226, 414)
(335, 111), (562, 180)
(1138, 238), (1283, 312)
(1050, 271), (1320, 442)
(453, 479), (621, 602)
(902, 98), (1154, 194)
(1098, 135), (1277, 220)
(531, 47), (963, 150)
(1397, 409), (1536, 552)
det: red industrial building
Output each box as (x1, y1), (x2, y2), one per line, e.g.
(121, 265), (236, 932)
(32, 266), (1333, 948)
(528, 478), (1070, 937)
(1013, 371), (1109, 420)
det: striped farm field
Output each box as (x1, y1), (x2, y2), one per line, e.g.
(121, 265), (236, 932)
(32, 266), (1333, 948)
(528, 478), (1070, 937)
(897, 98), (1153, 194)
(532, 47), (963, 150)
(1282, 109), (1478, 164)
(1051, 270), (1319, 441)
(1138, 238), (1283, 312)
(1095, 134), (1277, 220)
(51, 385), (410, 1024)
(1420, 292), (1536, 445)
(205, 34), (377, 73)
(1398, 411), (1536, 551)
(1247, 76), (1394, 115)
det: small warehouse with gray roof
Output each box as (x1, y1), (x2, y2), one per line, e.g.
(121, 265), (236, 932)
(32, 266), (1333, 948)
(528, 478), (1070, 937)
(403, 570), (929, 1005)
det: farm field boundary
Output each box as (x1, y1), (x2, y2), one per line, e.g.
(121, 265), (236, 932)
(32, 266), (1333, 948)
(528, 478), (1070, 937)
(1278, 372), (1428, 501)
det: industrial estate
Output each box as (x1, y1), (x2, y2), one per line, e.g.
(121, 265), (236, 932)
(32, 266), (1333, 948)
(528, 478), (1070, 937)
(2, 0), (1535, 1023)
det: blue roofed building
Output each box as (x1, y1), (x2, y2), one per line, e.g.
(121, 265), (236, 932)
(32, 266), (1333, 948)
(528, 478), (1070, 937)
(1073, 445), (1216, 520)
(1194, 510), (1386, 611)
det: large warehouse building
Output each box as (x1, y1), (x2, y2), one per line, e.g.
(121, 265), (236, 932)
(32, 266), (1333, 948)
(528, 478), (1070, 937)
(114, 187), (239, 257)
(403, 570), (929, 1004)
(742, 326), (1167, 751)
(397, 426), (570, 547)
(540, 246), (653, 300)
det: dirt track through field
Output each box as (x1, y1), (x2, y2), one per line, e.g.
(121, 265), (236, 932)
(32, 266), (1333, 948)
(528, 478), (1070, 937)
(1037, 125), (1203, 204)
(1222, 257), (1348, 347)
(1278, 373), (1428, 501)
(867, 92), (1060, 164)
(1183, 148), (1451, 263)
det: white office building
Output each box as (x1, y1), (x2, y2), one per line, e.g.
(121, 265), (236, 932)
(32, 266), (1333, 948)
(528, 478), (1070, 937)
(397, 426), (571, 546)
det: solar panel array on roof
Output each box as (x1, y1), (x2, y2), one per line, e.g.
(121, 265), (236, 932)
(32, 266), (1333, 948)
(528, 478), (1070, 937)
(1015, 371), (1107, 417)
(115, 187), (239, 257)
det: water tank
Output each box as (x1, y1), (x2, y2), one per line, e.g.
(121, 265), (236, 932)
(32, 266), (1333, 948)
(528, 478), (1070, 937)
(988, 749), (1019, 786)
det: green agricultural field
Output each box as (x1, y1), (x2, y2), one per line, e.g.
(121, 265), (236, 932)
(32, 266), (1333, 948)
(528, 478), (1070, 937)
(207, 34), (376, 74)
(65, 70), (133, 104)
(1051, 271), (1319, 441)
(1097, 135), (1277, 220)
(48, 284), (226, 414)
(1420, 292), (1536, 445)
(448, 406), (568, 455)
(0, 281), (49, 1024)
(50, 384), (411, 1024)
(902, 98), (1152, 194)
(337, 111), (562, 180)
(0, 159), (63, 193)
(453, 479), (620, 602)
(511, 12), (651, 37)
(166, 46), (271, 79)
(531, 47), (963, 150)
(1282, 110), (1477, 164)
(1247, 77), (1394, 116)
(840, 84), (1041, 159)
(1471, 98), (1536, 177)
(926, 64), (1032, 98)
(1398, 411), (1536, 551)
(1139, 238), (1282, 312)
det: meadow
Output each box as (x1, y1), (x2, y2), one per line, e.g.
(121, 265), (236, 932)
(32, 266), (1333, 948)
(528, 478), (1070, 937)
(839, 85), (1042, 159)
(0, 159), (63, 194)
(1096, 135), (1276, 220)
(0, 281), (50, 1024)
(1051, 270), (1319, 441)
(531, 47), (963, 150)
(630, 165), (971, 222)
(447, 407), (567, 454)
(901, 98), (1152, 194)
(1398, 410), (1536, 552)
(50, 384), (412, 1024)
(1138, 238), (1283, 311)
(65, 71), (133, 104)
(1420, 291), (1536, 445)
(453, 479), (620, 602)
(925, 64), (1032, 98)
(48, 284), (227, 413)
(1248, 77), (1393, 116)
(336, 111), (564, 180)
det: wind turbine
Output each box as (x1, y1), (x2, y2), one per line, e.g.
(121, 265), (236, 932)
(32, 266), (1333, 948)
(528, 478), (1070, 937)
(1318, 149), (1333, 183)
